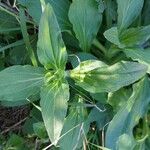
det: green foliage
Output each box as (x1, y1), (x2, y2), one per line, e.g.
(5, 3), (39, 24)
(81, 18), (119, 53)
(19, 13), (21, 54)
(0, 0), (150, 149)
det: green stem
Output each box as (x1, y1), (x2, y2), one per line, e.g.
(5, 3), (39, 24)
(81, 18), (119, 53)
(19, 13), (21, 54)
(19, 7), (38, 67)
(93, 39), (107, 55)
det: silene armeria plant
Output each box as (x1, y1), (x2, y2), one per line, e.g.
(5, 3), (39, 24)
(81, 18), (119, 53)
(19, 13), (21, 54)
(1, 0), (150, 149)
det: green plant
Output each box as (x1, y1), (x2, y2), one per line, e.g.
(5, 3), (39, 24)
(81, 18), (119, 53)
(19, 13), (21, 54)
(0, 0), (150, 149)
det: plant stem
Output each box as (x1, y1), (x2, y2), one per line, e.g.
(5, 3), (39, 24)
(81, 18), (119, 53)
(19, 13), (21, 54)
(19, 7), (38, 67)
(93, 39), (107, 55)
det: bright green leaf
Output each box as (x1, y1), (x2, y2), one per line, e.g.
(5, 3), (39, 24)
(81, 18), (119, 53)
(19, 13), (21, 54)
(69, 0), (102, 52)
(0, 65), (44, 101)
(37, 4), (67, 70)
(70, 60), (147, 93)
(40, 80), (69, 145)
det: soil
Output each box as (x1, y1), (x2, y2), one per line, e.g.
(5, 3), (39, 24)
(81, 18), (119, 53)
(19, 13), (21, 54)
(0, 106), (30, 135)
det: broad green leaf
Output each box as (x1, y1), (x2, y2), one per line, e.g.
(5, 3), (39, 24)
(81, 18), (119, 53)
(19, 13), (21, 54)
(0, 65), (44, 101)
(120, 25), (150, 47)
(70, 60), (147, 93)
(124, 48), (150, 74)
(18, 0), (71, 30)
(40, 80), (69, 145)
(105, 76), (150, 149)
(117, 0), (144, 31)
(37, 4), (67, 70)
(69, 0), (102, 52)
(104, 27), (124, 48)
(108, 88), (132, 113)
